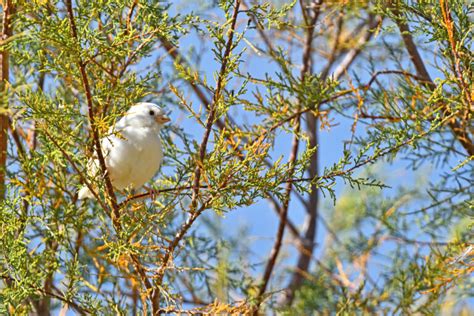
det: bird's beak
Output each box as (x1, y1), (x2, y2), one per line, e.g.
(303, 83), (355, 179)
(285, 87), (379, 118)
(155, 114), (170, 124)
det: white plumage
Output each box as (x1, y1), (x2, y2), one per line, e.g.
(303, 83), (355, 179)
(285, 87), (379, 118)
(78, 102), (170, 199)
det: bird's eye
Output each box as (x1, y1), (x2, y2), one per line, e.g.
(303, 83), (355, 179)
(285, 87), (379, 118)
(149, 110), (155, 116)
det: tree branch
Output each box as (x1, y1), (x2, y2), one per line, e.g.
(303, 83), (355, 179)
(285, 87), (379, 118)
(254, 118), (301, 312)
(332, 14), (382, 80)
(65, 0), (120, 220)
(0, 0), (14, 199)
(0, 275), (91, 315)
(320, 12), (344, 80)
(390, 2), (474, 156)
(158, 2), (313, 256)
(65, 2), (160, 313)
(41, 128), (108, 211)
(153, 0), (242, 309)
(281, 0), (323, 305)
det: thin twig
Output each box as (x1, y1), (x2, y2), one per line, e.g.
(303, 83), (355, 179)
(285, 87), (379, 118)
(126, 0), (138, 34)
(41, 128), (108, 210)
(288, 114), (456, 184)
(320, 11), (344, 80)
(0, 275), (91, 315)
(266, 193), (302, 239)
(332, 14), (382, 80)
(118, 185), (207, 208)
(242, 0), (276, 55)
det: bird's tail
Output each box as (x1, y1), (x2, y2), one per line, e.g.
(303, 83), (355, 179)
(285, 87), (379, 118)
(78, 186), (94, 199)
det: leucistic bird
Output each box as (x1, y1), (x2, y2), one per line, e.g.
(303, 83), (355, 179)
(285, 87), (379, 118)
(78, 102), (170, 199)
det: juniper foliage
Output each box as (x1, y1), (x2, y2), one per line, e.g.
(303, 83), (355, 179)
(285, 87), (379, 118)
(0, 0), (472, 314)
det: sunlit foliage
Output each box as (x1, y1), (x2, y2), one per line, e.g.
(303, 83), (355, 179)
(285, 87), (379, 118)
(0, 0), (472, 314)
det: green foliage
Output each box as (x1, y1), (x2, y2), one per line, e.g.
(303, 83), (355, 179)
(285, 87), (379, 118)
(0, 0), (472, 314)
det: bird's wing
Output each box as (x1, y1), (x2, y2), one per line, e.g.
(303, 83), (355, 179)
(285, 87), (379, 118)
(112, 114), (129, 131)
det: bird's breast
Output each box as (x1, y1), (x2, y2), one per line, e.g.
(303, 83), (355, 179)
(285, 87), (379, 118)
(105, 127), (163, 190)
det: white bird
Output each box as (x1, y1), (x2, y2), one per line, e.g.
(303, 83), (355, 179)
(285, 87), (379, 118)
(78, 102), (170, 199)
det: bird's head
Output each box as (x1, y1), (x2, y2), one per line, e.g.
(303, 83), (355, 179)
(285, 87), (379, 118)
(125, 102), (170, 130)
